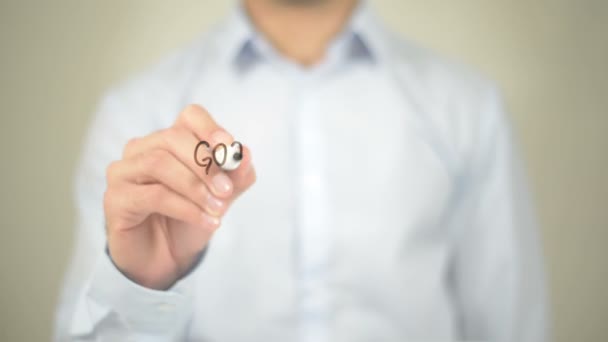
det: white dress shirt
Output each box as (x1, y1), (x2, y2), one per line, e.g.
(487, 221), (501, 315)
(55, 3), (548, 341)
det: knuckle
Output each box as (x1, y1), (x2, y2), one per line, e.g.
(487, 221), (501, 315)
(105, 161), (119, 181)
(103, 188), (114, 209)
(141, 149), (169, 170)
(159, 128), (175, 148)
(170, 126), (188, 139)
(179, 104), (211, 127)
(180, 104), (201, 122)
(123, 137), (140, 156)
(184, 103), (204, 115)
(103, 187), (126, 219)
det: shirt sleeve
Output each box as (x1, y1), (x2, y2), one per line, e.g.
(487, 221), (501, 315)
(447, 85), (550, 341)
(53, 91), (198, 341)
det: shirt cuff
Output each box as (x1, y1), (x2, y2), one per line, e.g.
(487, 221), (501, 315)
(85, 248), (199, 335)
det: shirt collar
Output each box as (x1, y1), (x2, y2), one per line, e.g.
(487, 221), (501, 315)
(220, 0), (387, 72)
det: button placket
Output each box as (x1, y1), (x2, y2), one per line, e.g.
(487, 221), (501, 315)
(291, 71), (332, 342)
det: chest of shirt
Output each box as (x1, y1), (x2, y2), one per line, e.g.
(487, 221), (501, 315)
(178, 63), (459, 340)
(193, 65), (455, 243)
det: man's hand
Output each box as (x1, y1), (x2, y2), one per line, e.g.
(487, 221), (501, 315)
(104, 105), (256, 290)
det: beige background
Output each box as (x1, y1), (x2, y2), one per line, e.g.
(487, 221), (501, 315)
(1, 0), (606, 340)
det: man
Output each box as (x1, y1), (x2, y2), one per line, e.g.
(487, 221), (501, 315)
(55, 0), (548, 340)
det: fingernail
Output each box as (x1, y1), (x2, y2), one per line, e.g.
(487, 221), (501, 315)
(206, 192), (225, 215)
(210, 130), (233, 146)
(201, 212), (220, 228)
(212, 172), (233, 196)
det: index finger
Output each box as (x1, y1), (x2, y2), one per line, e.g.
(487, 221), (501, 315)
(174, 104), (253, 193)
(174, 104), (223, 141)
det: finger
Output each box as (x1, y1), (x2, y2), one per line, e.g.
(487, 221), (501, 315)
(105, 183), (220, 233)
(173, 105), (242, 186)
(121, 127), (234, 199)
(173, 104), (222, 142)
(108, 150), (228, 216)
(123, 128), (202, 171)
